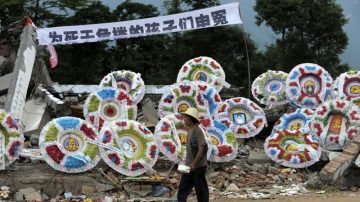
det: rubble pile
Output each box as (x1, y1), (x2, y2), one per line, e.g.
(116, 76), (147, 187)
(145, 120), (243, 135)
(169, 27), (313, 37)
(206, 160), (310, 200)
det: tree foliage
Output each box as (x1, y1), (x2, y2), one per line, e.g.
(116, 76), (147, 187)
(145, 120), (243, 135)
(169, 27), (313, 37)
(0, 0), (91, 30)
(0, 0), (26, 31)
(49, 1), (114, 84)
(254, 0), (349, 76)
(182, 0), (220, 9)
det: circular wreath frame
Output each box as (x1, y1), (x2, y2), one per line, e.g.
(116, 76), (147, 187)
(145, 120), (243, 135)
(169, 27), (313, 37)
(0, 109), (24, 167)
(264, 129), (321, 168)
(177, 56), (226, 92)
(154, 113), (187, 163)
(252, 70), (288, 106)
(99, 120), (158, 177)
(273, 108), (314, 132)
(333, 70), (360, 106)
(83, 87), (137, 131)
(286, 63), (333, 109)
(214, 97), (267, 138)
(207, 120), (238, 162)
(39, 117), (101, 173)
(309, 98), (360, 150)
(158, 81), (208, 118)
(99, 70), (145, 104)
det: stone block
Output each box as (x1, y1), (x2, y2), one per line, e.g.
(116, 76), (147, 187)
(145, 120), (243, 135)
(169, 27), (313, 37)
(343, 143), (360, 156)
(247, 151), (273, 165)
(16, 187), (42, 201)
(352, 135), (360, 145)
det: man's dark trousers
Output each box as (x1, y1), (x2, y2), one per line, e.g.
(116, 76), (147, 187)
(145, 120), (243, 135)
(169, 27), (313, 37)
(177, 166), (209, 202)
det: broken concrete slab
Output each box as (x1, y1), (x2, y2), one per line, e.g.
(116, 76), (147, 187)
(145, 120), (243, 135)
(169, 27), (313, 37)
(5, 24), (37, 120)
(15, 187), (42, 201)
(140, 97), (159, 127)
(3, 163), (116, 198)
(320, 135), (360, 184)
(35, 85), (65, 112)
(22, 98), (51, 135)
(0, 94), (7, 109)
(81, 185), (97, 195)
(0, 73), (13, 93)
(354, 153), (360, 167)
(226, 183), (240, 192)
(247, 151), (274, 165)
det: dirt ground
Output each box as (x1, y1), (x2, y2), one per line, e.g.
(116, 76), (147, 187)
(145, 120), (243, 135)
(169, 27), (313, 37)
(207, 191), (360, 202)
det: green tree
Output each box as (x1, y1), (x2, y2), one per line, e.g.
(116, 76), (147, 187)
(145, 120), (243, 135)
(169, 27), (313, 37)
(0, 0), (91, 29)
(254, 0), (349, 76)
(164, 0), (182, 14)
(49, 1), (114, 84)
(182, 0), (219, 9)
(0, 0), (26, 32)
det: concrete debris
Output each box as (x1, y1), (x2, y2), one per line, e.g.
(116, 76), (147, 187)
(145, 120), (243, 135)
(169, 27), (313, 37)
(238, 145), (251, 156)
(320, 135), (360, 184)
(0, 73), (12, 93)
(22, 98), (51, 136)
(279, 183), (309, 196)
(219, 191), (248, 199)
(15, 187), (42, 201)
(248, 192), (271, 199)
(140, 97), (159, 127)
(305, 172), (323, 189)
(225, 183), (240, 192)
(354, 153), (360, 167)
(124, 182), (154, 197)
(247, 150), (274, 165)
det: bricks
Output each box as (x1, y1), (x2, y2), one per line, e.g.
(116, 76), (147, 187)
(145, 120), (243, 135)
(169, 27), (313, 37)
(352, 135), (360, 145)
(335, 153), (353, 163)
(321, 161), (341, 175)
(343, 143), (360, 155)
(320, 141), (360, 185)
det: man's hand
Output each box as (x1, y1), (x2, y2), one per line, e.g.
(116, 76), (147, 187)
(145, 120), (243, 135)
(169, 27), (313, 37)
(189, 163), (196, 171)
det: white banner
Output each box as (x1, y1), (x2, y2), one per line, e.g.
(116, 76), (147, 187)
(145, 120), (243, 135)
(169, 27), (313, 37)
(36, 2), (241, 45)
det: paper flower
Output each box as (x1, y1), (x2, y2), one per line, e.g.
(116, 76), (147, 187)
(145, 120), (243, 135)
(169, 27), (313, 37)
(158, 81), (209, 118)
(83, 87), (137, 131)
(99, 70), (145, 104)
(309, 98), (360, 150)
(99, 120), (158, 176)
(333, 70), (360, 106)
(273, 108), (314, 132)
(193, 81), (222, 117)
(214, 97), (267, 138)
(0, 109), (24, 167)
(265, 130), (321, 168)
(39, 117), (101, 173)
(252, 70), (288, 106)
(177, 56), (226, 92)
(286, 63), (333, 109)
(154, 113), (187, 163)
(207, 120), (238, 162)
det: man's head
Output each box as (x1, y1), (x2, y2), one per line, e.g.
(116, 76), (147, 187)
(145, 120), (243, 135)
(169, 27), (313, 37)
(181, 107), (200, 127)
